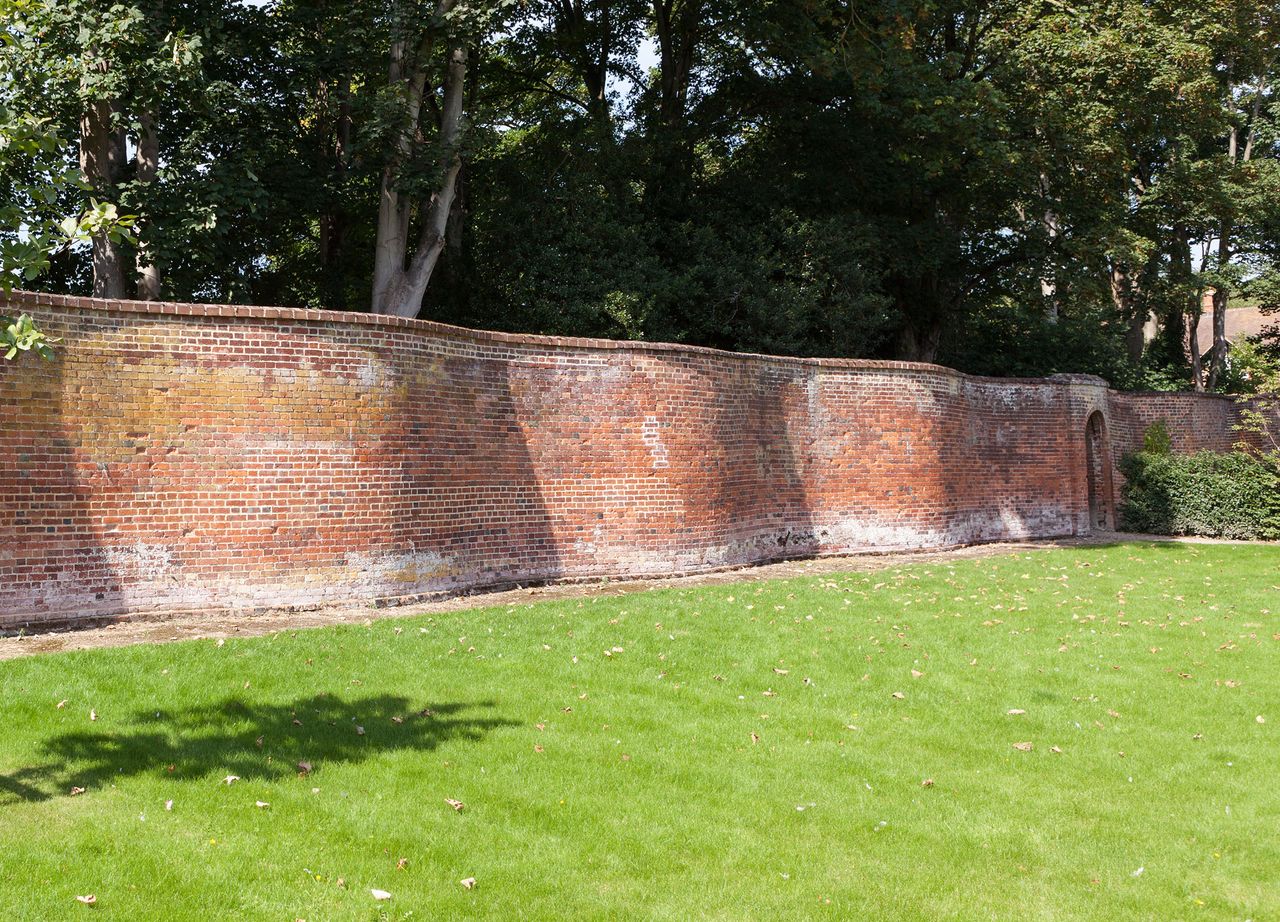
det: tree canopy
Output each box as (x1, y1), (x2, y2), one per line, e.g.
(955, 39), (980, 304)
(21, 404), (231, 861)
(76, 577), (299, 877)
(2, 0), (1278, 388)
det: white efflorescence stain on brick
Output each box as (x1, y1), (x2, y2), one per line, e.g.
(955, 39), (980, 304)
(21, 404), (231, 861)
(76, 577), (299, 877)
(641, 414), (669, 469)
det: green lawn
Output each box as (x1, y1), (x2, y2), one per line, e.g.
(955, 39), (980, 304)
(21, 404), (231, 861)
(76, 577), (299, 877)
(1, 543), (1277, 921)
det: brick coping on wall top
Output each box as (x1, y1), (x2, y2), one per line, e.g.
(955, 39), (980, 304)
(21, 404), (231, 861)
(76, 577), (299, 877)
(5, 288), (1120, 389)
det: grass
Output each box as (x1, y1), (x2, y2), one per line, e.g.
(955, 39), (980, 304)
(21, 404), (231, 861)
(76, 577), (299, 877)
(1, 542), (1277, 921)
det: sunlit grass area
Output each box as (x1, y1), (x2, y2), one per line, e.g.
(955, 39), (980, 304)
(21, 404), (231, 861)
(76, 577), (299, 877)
(1, 542), (1277, 920)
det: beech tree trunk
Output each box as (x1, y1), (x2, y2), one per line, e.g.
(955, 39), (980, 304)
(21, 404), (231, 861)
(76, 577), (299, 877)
(79, 68), (127, 298)
(135, 112), (162, 300)
(1188, 307), (1204, 392)
(896, 318), (943, 363)
(371, 1), (467, 319)
(1039, 174), (1059, 321)
(1111, 263), (1144, 364)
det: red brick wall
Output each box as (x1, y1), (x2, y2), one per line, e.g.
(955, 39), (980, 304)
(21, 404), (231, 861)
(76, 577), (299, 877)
(0, 292), (1252, 628)
(1107, 391), (1253, 455)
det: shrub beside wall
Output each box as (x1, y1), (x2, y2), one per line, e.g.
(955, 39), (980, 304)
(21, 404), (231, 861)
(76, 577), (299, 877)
(1119, 449), (1280, 540)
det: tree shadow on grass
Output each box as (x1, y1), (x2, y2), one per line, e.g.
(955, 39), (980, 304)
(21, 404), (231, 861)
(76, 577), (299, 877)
(0, 693), (514, 805)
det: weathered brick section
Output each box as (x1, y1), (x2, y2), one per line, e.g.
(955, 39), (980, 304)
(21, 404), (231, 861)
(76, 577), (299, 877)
(0, 292), (1256, 628)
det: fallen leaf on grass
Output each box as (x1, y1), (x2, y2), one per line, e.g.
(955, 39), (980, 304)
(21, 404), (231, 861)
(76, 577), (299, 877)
(355, 726), (365, 736)
(891, 692), (905, 700)
(223, 775), (240, 785)
(1257, 715), (1266, 724)
(370, 889), (392, 901)
(1012, 742), (1034, 752)
(75, 895), (96, 906)
(445, 799), (465, 812)
(69, 786), (86, 797)
(255, 801), (270, 809)
(1050, 746), (1062, 754)
(56, 700), (67, 709)
(1007, 709), (1026, 716)
(921, 778), (934, 787)
(164, 800), (173, 811)
(460, 877), (477, 890)
(396, 858), (408, 870)
(297, 761), (312, 776)
(533, 744), (544, 754)
(910, 670), (923, 679)
(750, 732), (760, 745)
(89, 710), (97, 722)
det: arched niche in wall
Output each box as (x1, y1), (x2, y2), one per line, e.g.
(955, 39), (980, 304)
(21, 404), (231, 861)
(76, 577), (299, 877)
(1084, 410), (1115, 532)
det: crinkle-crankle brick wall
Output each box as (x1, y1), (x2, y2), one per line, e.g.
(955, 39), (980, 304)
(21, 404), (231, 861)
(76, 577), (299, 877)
(0, 292), (1255, 628)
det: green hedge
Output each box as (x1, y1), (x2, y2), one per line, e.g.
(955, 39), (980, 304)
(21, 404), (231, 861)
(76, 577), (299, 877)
(1119, 450), (1280, 540)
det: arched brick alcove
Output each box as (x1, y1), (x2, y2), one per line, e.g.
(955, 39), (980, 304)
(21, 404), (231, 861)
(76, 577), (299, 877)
(1084, 411), (1115, 531)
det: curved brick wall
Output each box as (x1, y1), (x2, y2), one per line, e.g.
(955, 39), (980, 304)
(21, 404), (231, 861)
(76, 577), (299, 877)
(0, 292), (1253, 628)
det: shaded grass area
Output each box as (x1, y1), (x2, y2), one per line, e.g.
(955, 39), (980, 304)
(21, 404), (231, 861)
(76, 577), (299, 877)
(0, 542), (1277, 920)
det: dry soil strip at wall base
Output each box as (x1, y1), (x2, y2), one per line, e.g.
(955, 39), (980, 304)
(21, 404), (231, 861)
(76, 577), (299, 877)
(0, 534), (1246, 662)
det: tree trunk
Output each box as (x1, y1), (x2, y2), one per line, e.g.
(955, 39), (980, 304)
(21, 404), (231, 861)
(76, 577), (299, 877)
(370, 0), (464, 318)
(646, 0), (698, 220)
(371, 43), (468, 318)
(1204, 225), (1233, 391)
(1187, 306), (1204, 392)
(895, 318), (943, 363)
(1168, 222), (1202, 389)
(1110, 262), (1145, 364)
(896, 323), (947, 363)
(1039, 174), (1059, 321)
(135, 112), (162, 300)
(79, 69), (127, 298)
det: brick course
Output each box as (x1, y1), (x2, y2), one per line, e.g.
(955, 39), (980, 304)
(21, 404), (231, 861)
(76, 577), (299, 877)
(0, 291), (1260, 628)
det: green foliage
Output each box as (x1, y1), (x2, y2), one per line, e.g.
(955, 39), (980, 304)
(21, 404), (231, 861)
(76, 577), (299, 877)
(1220, 338), (1280, 396)
(940, 298), (1135, 382)
(1119, 450), (1280, 540)
(0, 311), (57, 360)
(1141, 420), (1173, 455)
(0, 105), (133, 290)
(1, 0), (1278, 380)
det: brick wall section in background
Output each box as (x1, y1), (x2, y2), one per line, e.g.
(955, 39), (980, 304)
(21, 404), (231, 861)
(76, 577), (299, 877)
(0, 291), (1258, 628)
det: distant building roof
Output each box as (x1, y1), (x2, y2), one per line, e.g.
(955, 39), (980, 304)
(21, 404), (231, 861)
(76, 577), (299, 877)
(1196, 304), (1274, 355)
